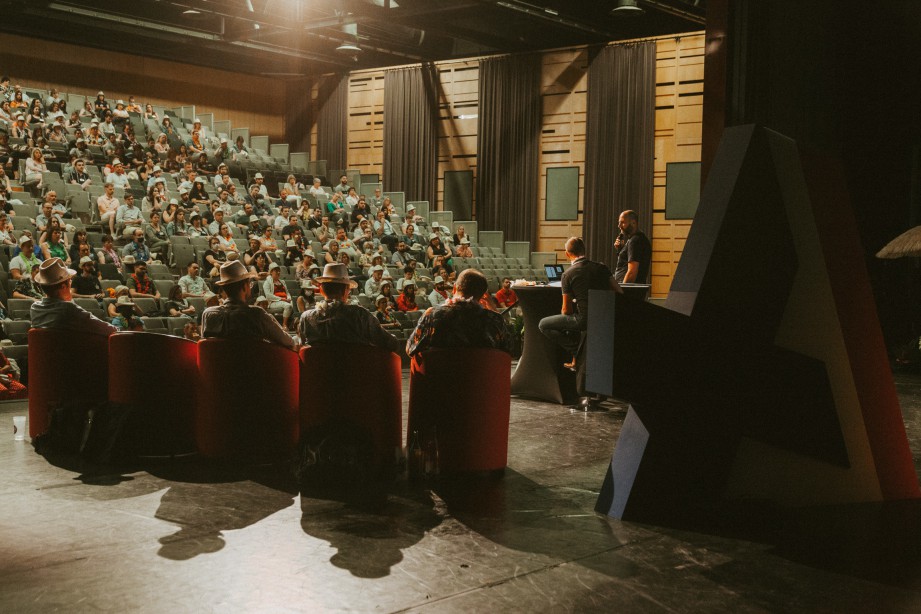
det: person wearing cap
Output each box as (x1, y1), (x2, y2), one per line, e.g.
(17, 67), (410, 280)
(364, 265), (386, 297)
(378, 279), (396, 309)
(105, 157), (130, 190)
(428, 276), (451, 308)
(93, 91), (109, 120)
(188, 176), (210, 208)
(262, 262), (294, 328)
(212, 162), (229, 188)
(495, 277), (519, 309)
(68, 158), (92, 191)
(208, 208), (227, 236)
(297, 262), (401, 353)
(188, 211), (209, 238)
(71, 256), (104, 299)
(426, 235), (452, 271)
(407, 269), (512, 357)
(373, 294), (399, 330)
(285, 239), (307, 268)
(12, 265), (45, 301)
(201, 260), (295, 349)
(10, 113), (30, 140)
(395, 279), (419, 312)
(9, 234), (41, 279)
(112, 99), (129, 122)
(111, 295), (144, 332)
(455, 237), (474, 259)
(69, 136), (94, 163)
(146, 164), (164, 189)
(30, 257), (117, 336)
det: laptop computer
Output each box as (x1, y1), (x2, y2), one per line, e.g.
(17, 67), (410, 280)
(544, 264), (565, 283)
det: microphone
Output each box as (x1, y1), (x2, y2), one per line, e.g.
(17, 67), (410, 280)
(616, 233), (625, 250)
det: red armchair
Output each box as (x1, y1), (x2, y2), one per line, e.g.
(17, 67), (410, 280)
(299, 343), (403, 472)
(195, 338), (299, 462)
(28, 328), (110, 438)
(108, 332), (199, 456)
(408, 348), (512, 474)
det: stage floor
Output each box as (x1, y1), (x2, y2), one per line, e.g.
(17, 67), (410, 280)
(1, 367), (920, 613)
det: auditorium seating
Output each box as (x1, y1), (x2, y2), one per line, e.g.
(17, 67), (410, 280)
(108, 332), (198, 456)
(299, 344), (403, 473)
(195, 338), (299, 462)
(27, 328), (109, 438)
(407, 348), (512, 474)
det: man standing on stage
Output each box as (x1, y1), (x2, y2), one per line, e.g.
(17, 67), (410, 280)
(613, 210), (651, 284)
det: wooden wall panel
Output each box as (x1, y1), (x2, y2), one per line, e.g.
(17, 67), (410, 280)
(537, 48), (589, 259)
(435, 62), (480, 213)
(0, 33), (286, 142)
(652, 34), (705, 298)
(346, 73), (384, 176)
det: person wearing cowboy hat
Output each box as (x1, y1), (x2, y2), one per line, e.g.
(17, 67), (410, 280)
(9, 234), (42, 281)
(406, 268), (512, 357)
(200, 260), (296, 349)
(29, 257), (117, 336)
(428, 276), (451, 308)
(297, 262), (401, 353)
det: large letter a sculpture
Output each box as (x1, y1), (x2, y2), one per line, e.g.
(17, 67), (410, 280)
(589, 125), (920, 523)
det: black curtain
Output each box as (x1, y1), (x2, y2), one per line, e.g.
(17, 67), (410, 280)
(583, 42), (656, 267)
(476, 54), (542, 242)
(383, 64), (439, 203)
(315, 73), (349, 174)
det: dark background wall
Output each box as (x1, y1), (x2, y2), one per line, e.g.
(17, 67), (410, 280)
(705, 0), (921, 349)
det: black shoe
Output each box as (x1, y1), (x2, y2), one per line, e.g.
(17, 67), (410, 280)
(569, 396), (607, 412)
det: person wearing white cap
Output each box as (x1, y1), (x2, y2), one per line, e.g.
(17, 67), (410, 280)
(93, 91), (109, 120)
(105, 158), (130, 189)
(29, 258), (117, 336)
(262, 262), (294, 330)
(146, 164), (164, 189)
(9, 234), (41, 280)
(112, 100), (129, 123)
(71, 256), (104, 299)
(455, 236), (474, 259)
(428, 275), (450, 308)
(200, 260), (295, 349)
(212, 160), (230, 188)
(297, 263), (402, 353)
(364, 265), (386, 297)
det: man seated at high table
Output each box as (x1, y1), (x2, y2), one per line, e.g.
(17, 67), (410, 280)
(200, 260), (297, 350)
(407, 269), (512, 357)
(30, 257), (117, 336)
(538, 237), (621, 408)
(298, 262), (403, 354)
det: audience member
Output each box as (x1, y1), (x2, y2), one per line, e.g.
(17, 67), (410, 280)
(30, 258), (117, 335)
(406, 269), (511, 356)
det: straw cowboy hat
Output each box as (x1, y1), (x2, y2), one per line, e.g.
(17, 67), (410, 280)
(215, 260), (256, 286)
(34, 258), (76, 286)
(316, 263), (357, 288)
(116, 295), (135, 307)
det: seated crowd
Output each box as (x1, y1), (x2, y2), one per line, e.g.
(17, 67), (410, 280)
(0, 76), (526, 351)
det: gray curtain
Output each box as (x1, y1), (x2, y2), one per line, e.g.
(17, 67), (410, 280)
(583, 42), (656, 267)
(476, 54), (542, 242)
(315, 73), (349, 175)
(383, 64), (438, 203)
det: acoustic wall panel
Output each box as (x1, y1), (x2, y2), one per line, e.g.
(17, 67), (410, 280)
(444, 170), (473, 221)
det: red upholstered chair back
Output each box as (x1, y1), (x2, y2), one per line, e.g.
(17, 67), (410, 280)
(195, 338), (300, 461)
(108, 332), (199, 456)
(28, 328), (110, 438)
(299, 344), (403, 467)
(408, 348), (512, 473)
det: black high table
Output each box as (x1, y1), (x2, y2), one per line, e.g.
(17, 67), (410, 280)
(511, 285), (578, 404)
(510, 283), (651, 404)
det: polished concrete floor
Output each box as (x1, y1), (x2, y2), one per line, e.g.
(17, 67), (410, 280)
(2, 370), (921, 613)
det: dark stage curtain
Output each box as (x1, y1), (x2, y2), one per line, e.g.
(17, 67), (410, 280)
(315, 73), (349, 174)
(383, 64), (438, 203)
(583, 41), (656, 267)
(476, 54), (542, 242)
